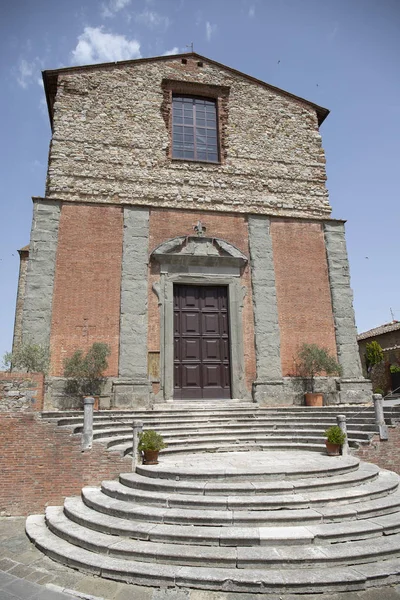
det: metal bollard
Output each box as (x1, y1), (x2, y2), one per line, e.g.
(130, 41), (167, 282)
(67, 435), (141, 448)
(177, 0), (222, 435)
(132, 420), (143, 471)
(82, 397), (95, 451)
(336, 414), (349, 456)
(373, 393), (388, 440)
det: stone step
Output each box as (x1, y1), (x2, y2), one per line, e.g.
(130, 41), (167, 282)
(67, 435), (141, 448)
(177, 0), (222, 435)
(26, 515), (400, 593)
(61, 412), (380, 426)
(63, 495), (400, 547)
(137, 452), (360, 481)
(111, 440), (328, 456)
(78, 419), (380, 435)
(44, 506), (400, 569)
(82, 424), (378, 442)
(118, 462), (380, 495)
(81, 482), (400, 527)
(100, 471), (398, 509)
(99, 429), (372, 447)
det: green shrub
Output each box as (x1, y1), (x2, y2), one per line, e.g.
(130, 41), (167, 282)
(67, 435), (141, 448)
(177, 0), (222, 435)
(295, 344), (342, 392)
(138, 430), (167, 452)
(2, 343), (50, 374)
(64, 343), (111, 396)
(374, 387), (385, 395)
(324, 425), (346, 445)
(365, 341), (384, 377)
(390, 365), (400, 374)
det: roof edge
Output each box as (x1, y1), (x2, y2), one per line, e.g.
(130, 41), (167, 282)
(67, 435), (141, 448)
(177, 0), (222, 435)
(42, 52), (329, 128)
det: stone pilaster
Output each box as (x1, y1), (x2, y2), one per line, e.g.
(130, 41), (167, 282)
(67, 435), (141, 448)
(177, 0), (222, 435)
(248, 215), (284, 405)
(21, 199), (61, 347)
(115, 206), (151, 408)
(324, 221), (371, 403)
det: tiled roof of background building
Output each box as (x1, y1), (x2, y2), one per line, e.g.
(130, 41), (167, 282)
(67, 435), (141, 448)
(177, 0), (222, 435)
(357, 321), (400, 341)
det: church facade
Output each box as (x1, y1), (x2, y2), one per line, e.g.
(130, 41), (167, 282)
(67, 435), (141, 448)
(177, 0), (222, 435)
(15, 53), (370, 408)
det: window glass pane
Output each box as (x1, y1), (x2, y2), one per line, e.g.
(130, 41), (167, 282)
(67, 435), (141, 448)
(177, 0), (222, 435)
(173, 96), (219, 163)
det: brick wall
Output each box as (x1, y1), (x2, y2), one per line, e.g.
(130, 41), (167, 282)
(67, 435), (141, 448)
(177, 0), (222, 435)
(50, 203), (124, 376)
(356, 429), (400, 475)
(271, 219), (337, 376)
(148, 208), (257, 393)
(0, 372), (44, 411)
(0, 412), (130, 516)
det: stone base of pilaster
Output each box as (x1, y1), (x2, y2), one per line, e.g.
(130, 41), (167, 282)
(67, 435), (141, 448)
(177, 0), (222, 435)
(253, 380), (287, 406)
(339, 378), (372, 404)
(111, 378), (152, 409)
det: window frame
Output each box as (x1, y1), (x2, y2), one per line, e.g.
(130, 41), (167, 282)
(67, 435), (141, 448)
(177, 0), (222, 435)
(171, 95), (220, 164)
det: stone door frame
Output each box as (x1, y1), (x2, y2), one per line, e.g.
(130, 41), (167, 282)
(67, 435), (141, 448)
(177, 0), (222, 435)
(151, 236), (250, 402)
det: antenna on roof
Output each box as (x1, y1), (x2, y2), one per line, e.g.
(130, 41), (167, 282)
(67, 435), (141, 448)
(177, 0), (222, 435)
(390, 307), (396, 321)
(186, 42), (194, 53)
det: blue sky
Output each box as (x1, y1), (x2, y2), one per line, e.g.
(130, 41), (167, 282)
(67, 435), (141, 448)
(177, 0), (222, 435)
(1, 0), (399, 360)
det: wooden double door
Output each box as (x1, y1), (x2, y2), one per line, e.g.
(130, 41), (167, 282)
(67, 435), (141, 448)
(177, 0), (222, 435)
(173, 285), (231, 399)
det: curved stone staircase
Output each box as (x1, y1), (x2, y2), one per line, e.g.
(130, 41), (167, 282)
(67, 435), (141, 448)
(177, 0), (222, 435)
(26, 450), (400, 594)
(41, 403), (400, 456)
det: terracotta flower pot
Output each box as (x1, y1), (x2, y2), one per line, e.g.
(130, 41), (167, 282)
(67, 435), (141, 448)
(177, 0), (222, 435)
(325, 440), (341, 456)
(142, 450), (160, 465)
(305, 393), (323, 407)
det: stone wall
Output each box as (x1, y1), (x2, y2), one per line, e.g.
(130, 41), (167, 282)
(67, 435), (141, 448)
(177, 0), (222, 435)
(0, 372), (44, 411)
(12, 247), (29, 353)
(0, 411), (130, 515)
(46, 56), (331, 219)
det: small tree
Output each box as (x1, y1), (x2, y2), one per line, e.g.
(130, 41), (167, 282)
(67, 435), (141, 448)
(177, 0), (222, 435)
(365, 340), (384, 378)
(64, 342), (111, 396)
(2, 342), (50, 374)
(295, 343), (342, 393)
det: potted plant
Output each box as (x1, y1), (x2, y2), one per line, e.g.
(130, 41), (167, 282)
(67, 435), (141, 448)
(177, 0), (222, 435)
(324, 425), (346, 456)
(295, 343), (342, 406)
(64, 342), (111, 409)
(138, 430), (167, 465)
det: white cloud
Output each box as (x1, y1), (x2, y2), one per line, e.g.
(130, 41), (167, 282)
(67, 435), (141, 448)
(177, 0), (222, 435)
(205, 21), (217, 41)
(16, 57), (43, 89)
(101, 0), (131, 18)
(248, 5), (255, 17)
(162, 47), (180, 56)
(135, 9), (170, 30)
(70, 27), (141, 65)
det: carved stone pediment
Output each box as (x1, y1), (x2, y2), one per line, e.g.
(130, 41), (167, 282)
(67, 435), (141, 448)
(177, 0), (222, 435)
(151, 236), (248, 268)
